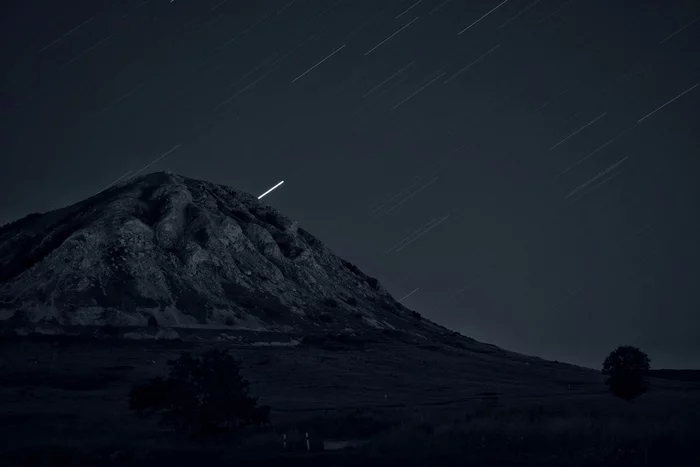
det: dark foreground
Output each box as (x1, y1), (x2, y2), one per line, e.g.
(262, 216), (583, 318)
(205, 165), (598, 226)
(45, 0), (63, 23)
(1, 328), (699, 466)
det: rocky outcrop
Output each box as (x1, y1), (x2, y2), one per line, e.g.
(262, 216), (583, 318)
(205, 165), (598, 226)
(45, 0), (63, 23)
(0, 172), (447, 336)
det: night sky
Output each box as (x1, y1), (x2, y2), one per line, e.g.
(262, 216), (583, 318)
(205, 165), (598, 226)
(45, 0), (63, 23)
(1, 0), (699, 369)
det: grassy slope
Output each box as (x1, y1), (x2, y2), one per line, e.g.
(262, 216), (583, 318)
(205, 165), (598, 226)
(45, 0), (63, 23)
(0, 332), (698, 466)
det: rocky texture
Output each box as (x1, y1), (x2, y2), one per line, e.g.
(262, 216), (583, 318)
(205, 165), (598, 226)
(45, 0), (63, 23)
(0, 172), (460, 339)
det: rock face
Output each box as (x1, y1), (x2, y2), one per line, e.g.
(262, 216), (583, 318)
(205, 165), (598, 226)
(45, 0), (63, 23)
(0, 172), (449, 335)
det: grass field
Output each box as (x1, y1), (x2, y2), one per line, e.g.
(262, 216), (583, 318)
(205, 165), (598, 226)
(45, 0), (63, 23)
(1, 329), (698, 466)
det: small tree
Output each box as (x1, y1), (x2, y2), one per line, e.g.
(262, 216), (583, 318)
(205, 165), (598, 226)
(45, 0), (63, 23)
(602, 345), (651, 401)
(129, 349), (270, 439)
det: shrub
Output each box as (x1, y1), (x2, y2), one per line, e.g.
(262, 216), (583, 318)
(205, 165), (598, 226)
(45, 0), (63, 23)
(323, 298), (338, 308)
(345, 296), (358, 306)
(602, 345), (651, 401)
(147, 316), (158, 328)
(129, 349), (270, 439)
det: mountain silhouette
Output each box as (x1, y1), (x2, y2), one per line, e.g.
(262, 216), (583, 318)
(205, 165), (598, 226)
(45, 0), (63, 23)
(0, 171), (463, 341)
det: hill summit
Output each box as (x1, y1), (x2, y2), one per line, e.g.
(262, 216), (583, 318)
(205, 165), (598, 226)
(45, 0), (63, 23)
(0, 172), (448, 337)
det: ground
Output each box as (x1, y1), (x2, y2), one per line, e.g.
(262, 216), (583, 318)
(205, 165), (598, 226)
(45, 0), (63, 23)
(0, 328), (698, 466)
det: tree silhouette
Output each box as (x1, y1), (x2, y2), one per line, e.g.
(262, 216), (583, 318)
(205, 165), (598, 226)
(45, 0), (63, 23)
(602, 345), (651, 401)
(129, 349), (270, 439)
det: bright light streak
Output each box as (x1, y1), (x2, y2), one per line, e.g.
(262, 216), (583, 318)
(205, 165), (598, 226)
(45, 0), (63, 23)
(258, 180), (284, 199)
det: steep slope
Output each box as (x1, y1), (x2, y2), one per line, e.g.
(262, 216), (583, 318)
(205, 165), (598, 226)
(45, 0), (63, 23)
(0, 172), (453, 338)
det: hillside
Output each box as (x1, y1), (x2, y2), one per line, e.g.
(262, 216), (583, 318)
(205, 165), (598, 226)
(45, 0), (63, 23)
(0, 171), (452, 338)
(1, 172), (698, 465)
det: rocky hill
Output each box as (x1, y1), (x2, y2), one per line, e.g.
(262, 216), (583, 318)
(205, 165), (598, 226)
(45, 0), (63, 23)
(0, 171), (464, 341)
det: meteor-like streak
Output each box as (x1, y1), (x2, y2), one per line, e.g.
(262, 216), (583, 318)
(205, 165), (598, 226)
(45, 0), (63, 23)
(223, 53), (280, 93)
(442, 278), (480, 304)
(363, 60), (416, 99)
(458, 0), (509, 35)
(353, 72), (411, 115)
(60, 17), (146, 69)
(659, 15), (700, 44)
(397, 0), (422, 19)
(60, 34), (115, 69)
(365, 17), (420, 56)
(291, 44), (346, 83)
(498, 0), (542, 29)
(637, 83), (699, 124)
(383, 177), (439, 214)
(220, 32), (326, 105)
(371, 177), (422, 213)
(536, 0), (575, 25)
(394, 214), (450, 252)
(549, 112), (607, 151)
(567, 169), (625, 203)
(544, 111), (581, 136)
(216, 31), (329, 110)
(119, 2), (146, 20)
(258, 181), (284, 199)
(216, 67), (276, 108)
(444, 44), (500, 84)
(565, 156), (628, 199)
(424, 140), (470, 178)
(38, 16), (95, 53)
(126, 144), (183, 182)
(92, 81), (146, 117)
(210, 0), (228, 12)
(383, 217), (443, 254)
(276, 0), (300, 14)
(95, 169), (134, 195)
(533, 84), (573, 112)
(213, 52), (281, 110)
(391, 71), (446, 110)
(205, 4), (288, 59)
(600, 63), (652, 94)
(556, 123), (638, 178)
(430, 0), (451, 15)
(397, 287), (420, 303)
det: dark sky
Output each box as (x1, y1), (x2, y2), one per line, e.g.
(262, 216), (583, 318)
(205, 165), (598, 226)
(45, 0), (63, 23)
(1, 0), (699, 369)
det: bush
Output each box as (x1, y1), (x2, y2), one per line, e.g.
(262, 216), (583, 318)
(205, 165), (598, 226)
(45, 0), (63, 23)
(323, 298), (338, 308)
(345, 296), (358, 306)
(147, 316), (158, 328)
(129, 349), (270, 439)
(602, 345), (651, 401)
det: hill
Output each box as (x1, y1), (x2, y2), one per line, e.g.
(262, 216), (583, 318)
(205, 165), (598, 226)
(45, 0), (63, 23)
(1, 171), (451, 339)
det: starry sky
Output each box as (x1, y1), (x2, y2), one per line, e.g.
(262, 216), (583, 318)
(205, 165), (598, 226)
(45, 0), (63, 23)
(1, 0), (699, 369)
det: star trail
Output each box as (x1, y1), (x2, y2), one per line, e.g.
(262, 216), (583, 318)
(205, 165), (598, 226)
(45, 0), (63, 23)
(1, 0), (699, 368)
